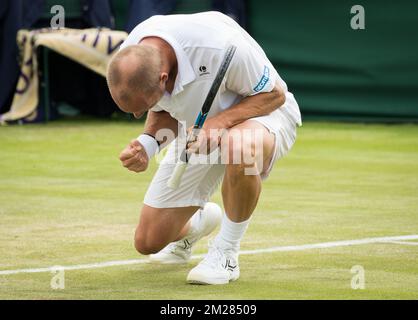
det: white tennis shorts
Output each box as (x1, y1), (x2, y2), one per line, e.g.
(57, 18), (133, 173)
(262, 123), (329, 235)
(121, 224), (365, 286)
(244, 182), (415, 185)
(144, 92), (302, 208)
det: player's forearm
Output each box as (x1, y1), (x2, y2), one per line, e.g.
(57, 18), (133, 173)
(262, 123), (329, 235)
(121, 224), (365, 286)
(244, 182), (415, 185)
(213, 84), (285, 129)
(144, 110), (178, 149)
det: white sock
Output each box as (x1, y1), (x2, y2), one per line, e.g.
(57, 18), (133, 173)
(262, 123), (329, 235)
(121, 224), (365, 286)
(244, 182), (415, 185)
(185, 208), (202, 237)
(214, 213), (250, 251)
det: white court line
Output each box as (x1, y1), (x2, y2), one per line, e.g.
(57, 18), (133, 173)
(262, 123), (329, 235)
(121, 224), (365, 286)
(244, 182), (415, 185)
(384, 241), (418, 246)
(0, 234), (417, 276)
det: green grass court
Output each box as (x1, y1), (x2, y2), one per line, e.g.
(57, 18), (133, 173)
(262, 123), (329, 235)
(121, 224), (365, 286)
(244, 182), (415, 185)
(0, 120), (417, 299)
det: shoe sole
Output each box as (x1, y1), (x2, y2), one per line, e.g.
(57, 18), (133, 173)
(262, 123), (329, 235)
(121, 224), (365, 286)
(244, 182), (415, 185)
(187, 274), (239, 285)
(148, 257), (190, 264)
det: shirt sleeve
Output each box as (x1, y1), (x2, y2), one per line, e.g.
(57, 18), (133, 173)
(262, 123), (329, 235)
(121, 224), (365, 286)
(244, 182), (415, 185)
(225, 44), (278, 97)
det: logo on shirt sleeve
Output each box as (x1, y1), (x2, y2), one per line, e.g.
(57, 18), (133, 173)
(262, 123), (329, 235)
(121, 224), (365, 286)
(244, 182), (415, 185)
(253, 66), (270, 92)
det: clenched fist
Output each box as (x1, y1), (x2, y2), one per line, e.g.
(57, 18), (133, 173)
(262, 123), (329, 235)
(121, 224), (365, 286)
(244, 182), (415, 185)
(119, 139), (149, 173)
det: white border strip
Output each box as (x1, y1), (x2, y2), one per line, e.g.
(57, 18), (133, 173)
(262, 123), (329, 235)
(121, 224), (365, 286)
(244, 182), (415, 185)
(1, 234), (417, 276)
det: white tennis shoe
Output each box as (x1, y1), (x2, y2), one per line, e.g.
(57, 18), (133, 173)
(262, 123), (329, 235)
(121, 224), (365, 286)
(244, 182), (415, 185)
(186, 242), (240, 285)
(148, 202), (222, 264)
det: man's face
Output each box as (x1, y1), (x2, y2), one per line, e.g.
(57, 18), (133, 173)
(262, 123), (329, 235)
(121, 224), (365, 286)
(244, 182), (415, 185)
(111, 85), (164, 119)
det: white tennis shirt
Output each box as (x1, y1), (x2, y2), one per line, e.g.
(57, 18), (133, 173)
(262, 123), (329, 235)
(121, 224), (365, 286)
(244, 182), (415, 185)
(120, 11), (301, 128)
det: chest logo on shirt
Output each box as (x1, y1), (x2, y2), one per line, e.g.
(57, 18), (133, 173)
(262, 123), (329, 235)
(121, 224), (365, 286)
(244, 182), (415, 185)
(198, 65), (210, 76)
(253, 66), (270, 92)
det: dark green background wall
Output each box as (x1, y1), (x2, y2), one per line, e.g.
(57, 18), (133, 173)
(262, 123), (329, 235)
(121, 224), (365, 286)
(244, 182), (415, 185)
(248, 0), (418, 121)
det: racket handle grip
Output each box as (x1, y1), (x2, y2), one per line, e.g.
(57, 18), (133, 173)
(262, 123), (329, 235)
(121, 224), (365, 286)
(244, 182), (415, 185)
(167, 162), (188, 189)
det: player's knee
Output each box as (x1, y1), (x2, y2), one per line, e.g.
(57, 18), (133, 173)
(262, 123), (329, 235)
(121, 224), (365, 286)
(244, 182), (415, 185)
(224, 131), (265, 183)
(134, 239), (160, 255)
(222, 129), (257, 167)
(134, 234), (164, 255)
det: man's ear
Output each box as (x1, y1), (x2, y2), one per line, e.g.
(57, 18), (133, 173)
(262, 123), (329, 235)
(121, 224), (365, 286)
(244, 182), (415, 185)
(160, 72), (169, 85)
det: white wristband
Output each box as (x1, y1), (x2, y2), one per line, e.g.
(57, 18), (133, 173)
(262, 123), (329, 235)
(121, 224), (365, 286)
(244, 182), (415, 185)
(137, 134), (159, 159)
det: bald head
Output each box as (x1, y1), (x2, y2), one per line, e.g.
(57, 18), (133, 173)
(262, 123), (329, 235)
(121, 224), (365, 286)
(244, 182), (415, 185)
(106, 45), (163, 113)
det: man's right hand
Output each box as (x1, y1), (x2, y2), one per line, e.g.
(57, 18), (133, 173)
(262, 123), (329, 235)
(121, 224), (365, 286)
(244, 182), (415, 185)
(119, 139), (149, 173)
